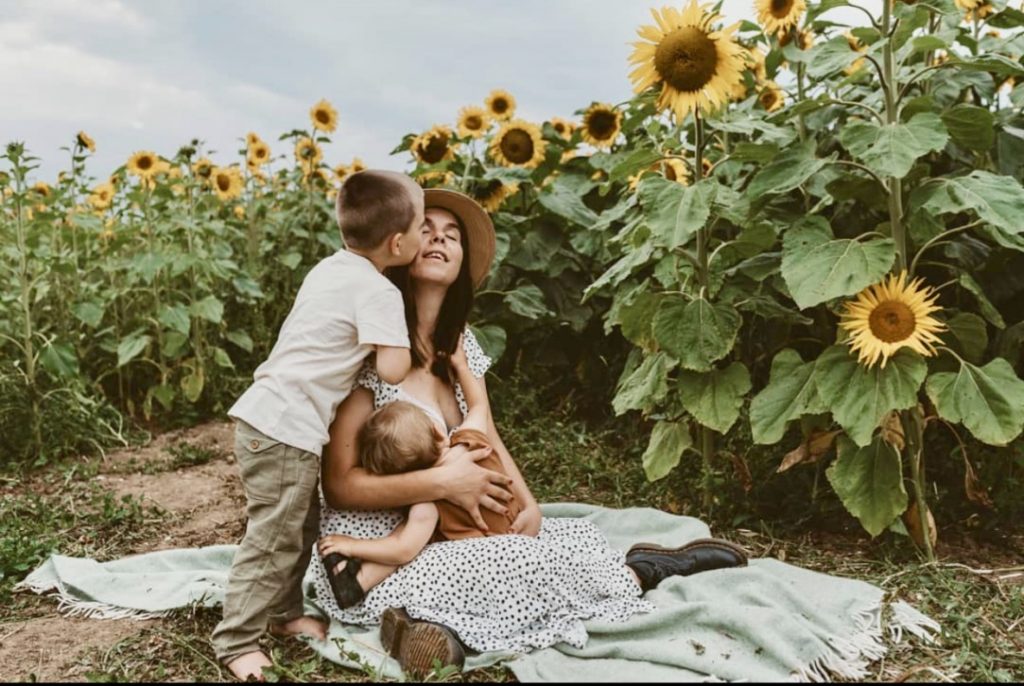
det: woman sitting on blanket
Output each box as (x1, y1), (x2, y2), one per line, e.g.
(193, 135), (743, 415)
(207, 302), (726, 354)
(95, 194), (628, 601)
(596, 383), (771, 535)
(311, 188), (748, 677)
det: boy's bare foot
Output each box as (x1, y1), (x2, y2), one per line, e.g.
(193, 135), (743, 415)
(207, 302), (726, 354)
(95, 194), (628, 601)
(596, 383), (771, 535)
(225, 650), (273, 682)
(269, 616), (328, 641)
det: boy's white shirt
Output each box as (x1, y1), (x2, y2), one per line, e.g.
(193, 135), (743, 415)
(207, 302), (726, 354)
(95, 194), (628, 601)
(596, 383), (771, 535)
(228, 249), (409, 455)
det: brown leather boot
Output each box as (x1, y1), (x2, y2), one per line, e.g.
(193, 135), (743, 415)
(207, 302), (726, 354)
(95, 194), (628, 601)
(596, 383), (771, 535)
(380, 607), (466, 678)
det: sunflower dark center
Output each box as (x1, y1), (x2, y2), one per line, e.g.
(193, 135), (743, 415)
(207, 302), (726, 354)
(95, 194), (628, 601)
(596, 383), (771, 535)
(216, 174), (231, 192)
(500, 129), (535, 164)
(466, 115), (483, 130)
(770, 0), (794, 17)
(869, 301), (916, 343)
(553, 122), (566, 134)
(315, 109), (331, 124)
(138, 157), (153, 171)
(475, 179), (503, 200)
(586, 111), (618, 140)
(664, 164), (679, 182)
(419, 134), (450, 164)
(492, 98), (509, 114)
(654, 26), (719, 93)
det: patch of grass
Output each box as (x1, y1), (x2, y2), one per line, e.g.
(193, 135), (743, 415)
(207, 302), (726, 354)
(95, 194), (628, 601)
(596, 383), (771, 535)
(0, 474), (165, 611)
(166, 442), (218, 470)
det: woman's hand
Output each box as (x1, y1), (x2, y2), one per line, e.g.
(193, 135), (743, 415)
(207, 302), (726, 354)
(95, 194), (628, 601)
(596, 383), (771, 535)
(435, 444), (515, 531)
(509, 504), (542, 537)
(318, 534), (356, 558)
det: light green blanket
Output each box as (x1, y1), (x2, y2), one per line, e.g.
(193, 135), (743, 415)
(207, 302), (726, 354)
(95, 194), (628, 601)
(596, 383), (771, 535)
(17, 503), (939, 682)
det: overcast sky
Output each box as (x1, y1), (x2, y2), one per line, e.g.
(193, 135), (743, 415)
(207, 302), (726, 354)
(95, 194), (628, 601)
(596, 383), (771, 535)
(2, 0), (878, 182)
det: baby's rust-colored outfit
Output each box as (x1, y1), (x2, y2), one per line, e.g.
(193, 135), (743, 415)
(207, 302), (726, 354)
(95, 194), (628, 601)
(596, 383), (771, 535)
(432, 427), (521, 542)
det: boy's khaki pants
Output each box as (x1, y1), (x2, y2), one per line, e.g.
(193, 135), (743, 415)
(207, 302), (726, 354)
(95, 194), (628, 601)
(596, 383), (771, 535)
(211, 420), (321, 664)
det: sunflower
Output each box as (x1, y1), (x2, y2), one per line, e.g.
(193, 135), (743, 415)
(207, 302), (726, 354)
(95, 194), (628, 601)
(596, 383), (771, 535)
(32, 181), (51, 197)
(484, 89), (516, 121)
(661, 158), (690, 184)
(76, 131), (96, 152)
(294, 137), (323, 171)
(415, 169), (456, 188)
(748, 45), (767, 80)
(471, 179), (519, 212)
(412, 125), (456, 165)
(457, 105), (490, 139)
(579, 103), (622, 149)
(629, 2), (747, 121)
(755, 0), (807, 38)
(192, 157), (214, 179)
(246, 132), (262, 147)
(310, 99), (339, 133)
(490, 119), (546, 168)
(548, 116), (575, 141)
(127, 150), (159, 179)
(233, 205), (246, 220)
(964, 1), (994, 20)
(89, 182), (114, 210)
(248, 140), (271, 167)
(348, 157), (366, 175)
(758, 81), (784, 111)
(839, 271), (946, 369)
(211, 166), (244, 201)
(843, 31), (867, 75)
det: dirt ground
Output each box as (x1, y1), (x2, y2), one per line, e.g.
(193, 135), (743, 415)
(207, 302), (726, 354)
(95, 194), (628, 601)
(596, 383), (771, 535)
(0, 421), (243, 683)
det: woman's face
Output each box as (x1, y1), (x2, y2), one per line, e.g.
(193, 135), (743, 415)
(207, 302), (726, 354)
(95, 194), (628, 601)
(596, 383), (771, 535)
(409, 207), (465, 287)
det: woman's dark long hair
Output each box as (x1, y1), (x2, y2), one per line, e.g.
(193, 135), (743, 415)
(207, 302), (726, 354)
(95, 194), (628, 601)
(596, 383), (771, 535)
(386, 215), (474, 385)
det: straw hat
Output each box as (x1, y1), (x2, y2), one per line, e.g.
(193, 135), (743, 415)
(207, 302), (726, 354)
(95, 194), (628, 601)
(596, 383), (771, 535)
(422, 188), (495, 289)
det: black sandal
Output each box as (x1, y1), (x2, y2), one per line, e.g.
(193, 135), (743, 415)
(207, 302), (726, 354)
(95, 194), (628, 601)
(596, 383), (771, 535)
(322, 552), (366, 608)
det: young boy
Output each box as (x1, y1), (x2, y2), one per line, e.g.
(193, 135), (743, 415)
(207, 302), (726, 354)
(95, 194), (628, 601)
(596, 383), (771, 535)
(317, 335), (523, 609)
(211, 169), (423, 681)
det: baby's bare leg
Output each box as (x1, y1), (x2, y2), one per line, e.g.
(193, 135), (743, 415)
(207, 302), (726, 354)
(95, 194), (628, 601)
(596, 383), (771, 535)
(330, 558), (397, 593)
(356, 561), (397, 592)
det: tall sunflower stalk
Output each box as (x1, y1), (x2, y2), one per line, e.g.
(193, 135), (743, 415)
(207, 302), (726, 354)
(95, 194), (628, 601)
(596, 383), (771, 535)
(880, 0), (934, 561)
(629, 1), (746, 512)
(6, 145), (44, 458)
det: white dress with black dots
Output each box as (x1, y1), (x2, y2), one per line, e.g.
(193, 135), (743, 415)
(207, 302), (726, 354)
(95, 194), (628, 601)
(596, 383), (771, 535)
(311, 329), (654, 653)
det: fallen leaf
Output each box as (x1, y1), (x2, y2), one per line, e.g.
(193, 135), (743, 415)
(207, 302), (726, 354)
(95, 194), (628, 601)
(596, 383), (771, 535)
(880, 411), (906, 452)
(959, 448), (994, 508)
(777, 429), (841, 473)
(727, 452), (753, 493)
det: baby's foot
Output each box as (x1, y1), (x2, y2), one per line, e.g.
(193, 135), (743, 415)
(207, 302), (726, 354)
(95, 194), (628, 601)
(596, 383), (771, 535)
(225, 649), (273, 682)
(270, 616), (328, 641)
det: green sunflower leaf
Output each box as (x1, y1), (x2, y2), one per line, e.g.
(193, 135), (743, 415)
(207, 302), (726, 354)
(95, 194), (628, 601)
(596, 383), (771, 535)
(926, 357), (1024, 446)
(652, 297), (741, 372)
(838, 112), (949, 179)
(941, 104), (995, 152)
(642, 420), (693, 482)
(678, 362), (752, 434)
(780, 217), (896, 310)
(747, 139), (828, 199)
(749, 349), (827, 445)
(612, 351), (673, 416)
(959, 273), (1006, 329)
(815, 346), (928, 447)
(640, 175), (716, 248)
(945, 312), (988, 363)
(827, 434), (908, 537)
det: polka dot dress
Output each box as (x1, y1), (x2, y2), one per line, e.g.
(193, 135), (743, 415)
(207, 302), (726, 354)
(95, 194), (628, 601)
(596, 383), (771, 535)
(311, 329), (654, 653)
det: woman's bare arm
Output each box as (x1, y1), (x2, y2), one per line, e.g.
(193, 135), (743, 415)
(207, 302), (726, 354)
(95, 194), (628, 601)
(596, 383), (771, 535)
(322, 386), (515, 516)
(476, 376), (541, 535)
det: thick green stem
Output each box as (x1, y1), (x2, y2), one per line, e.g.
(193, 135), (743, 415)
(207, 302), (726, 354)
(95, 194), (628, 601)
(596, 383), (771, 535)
(691, 109), (716, 511)
(903, 407), (935, 562)
(881, 0), (907, 270)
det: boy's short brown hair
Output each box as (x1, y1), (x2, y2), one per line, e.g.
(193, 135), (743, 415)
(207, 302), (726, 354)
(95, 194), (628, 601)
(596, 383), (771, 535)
(335, 170), (418, 250)
(358, 401), (442, 475)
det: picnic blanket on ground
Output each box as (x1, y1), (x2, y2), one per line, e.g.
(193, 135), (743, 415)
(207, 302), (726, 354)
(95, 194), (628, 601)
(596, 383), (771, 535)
(16, 502), (940, 682)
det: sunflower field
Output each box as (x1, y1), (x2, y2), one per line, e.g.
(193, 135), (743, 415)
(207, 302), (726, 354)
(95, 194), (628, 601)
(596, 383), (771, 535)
(3, 0), (1024, 558)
